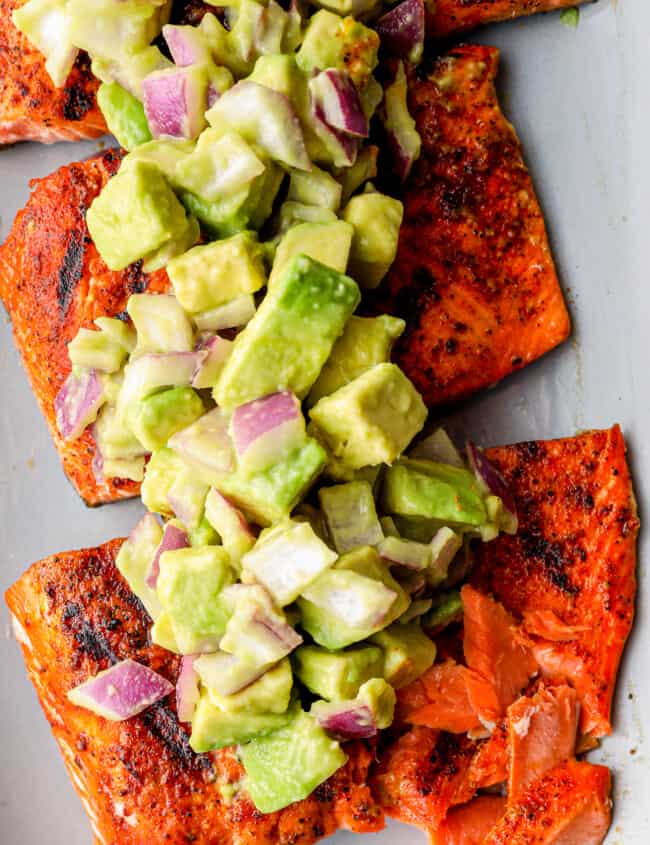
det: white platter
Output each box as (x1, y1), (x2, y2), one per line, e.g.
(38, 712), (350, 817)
(1, 1), (648, 842)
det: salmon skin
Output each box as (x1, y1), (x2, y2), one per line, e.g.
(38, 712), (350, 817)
(374, 45), (570, 408)
(5, 540), (384, 844)
(482, 759), (612, 845)
(473, 425), (639, 739)
(428, 1), (589, 39)
(0, 149), (170, 505)
(0, 0), (105, 145)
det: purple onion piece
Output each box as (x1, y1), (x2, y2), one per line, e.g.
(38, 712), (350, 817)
(250, 608), (303, 654)
(192, 335), (233, 390)
(55, 370), (104, 441)
(231, 390), (303, 465)
(146, 523), (189, 590)
(143, 67), (207, 140)
(311, 99), (359, 167)
(176, 655), (200, 723)
(466, 442), (517, 522)
(376, 0), (425, 64)
(309, 70), (368, 138)
(168, 407), (234, 475)
(163, 24), (211, 67)
(313, 702), (377, 741)
(67, 659), (173, 721)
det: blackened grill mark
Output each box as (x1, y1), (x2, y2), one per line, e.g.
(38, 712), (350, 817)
(142, 704), (213, 772)
(62, 81), (94, 122)
(519, 529), (579, 595)
(74, 620), (118, 663)
(57, 233), (85, 316)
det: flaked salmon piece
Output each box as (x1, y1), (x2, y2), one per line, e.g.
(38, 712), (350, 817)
(506, 683), (578, 802)
(465, 720), (508, 790)
(397, 660), (483, 733)
(5, 540), (384, 844)
(472, 426), (639, 738)
(461, 585), (538, 724)
(482, 759), (612, 845)
(0, 150), (170, 505)
(374, 45), (569, 408)
(0, 0), (105, 145)
(522, 610), (590, 642)
(428, 1), (588, 39)
(429, 796), (507, 845)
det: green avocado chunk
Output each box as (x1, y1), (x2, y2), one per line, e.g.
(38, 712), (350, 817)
(370, 623), (437, 689)
(342, 192), (404, 289)
(115, 515), (162, 621)
(87, 160), (191, 271)
(297, 11), (379, 90)
(308, 315), (405, 406)
(240, 709), (347, 814)
(141, 447), (186, 516)
(382, 458), (488, 527)
(214, 438), (327, 526)
(309, 363), (427, 470)
(423, 591), (463, 632)
(207, 659), (293, 715)
(190, 691), (292, 752)
(268, 221), (354, 287)
(293, 644), (384, 701)
(214, 255), (360, 410)
(97, 82), (152, 151)
(127, 386), (204, 452)
(157, 546), (234, 654)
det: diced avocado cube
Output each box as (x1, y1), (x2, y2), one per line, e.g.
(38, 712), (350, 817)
(205, 488), (255, 564)
(68, 327), (128, 374)
(429, 526), (463, 585)
(97, 82), (152, 152)
(174, 129), (266, 203)
(409, 427), (465, 467)
(103, 456), (145, 482)
(142, 214), (200, 273)
(150, 611), (181, 653)
(297, 11), (379, 90)
(357, 677), (396, 729)
(167, 471), (210, 531)
(189, 515), (219, 547)
(268, 221), (354, 288)
(141, 447), (186, 516)
(220, 586), (301, 665)
(382, 458), (487, 527)
(94, 317), (136, 354)
(292, 644), (384, 701)
(319, 481), (383, 554)
(87, 161), (191, 271)
(240, 709), (348, 814)
(157, 546), (234, 654)
(190, 691), (292, 752)
(398, 598), (434, 625)
(127, 293), (194, 355)
(215, 439), (327, 526)
(115, 515), (163, 621)
(214, 256), (359, 410)
(67, 0), (166, 57)
(288, 165), (342, 212)
(94, 404), (144, 462)
(127, 386), (204, 452)
(370, 623), (437, 689)
(194, 650), (269, 697)
(207, 659), (293, 715)
(308, 315), (405, 406)
(121, 138), (196, 189)
(242, 520), (337, 606)
(342, 192), (404, 289)
(335, 145), (378, 205)
(424, 591), (464, 633)
(248, 54), (304, 100)
(167, 231), (266, 313)
(376, 536), (432, 571)
(309, 363), (427, 470)
(298, 546), (409, 650)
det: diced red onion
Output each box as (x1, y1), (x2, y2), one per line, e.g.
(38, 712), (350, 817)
(250, 608), (303, 656)
(193, 295), (256, 332)
(192, 335), (233, 390)
(410, 427), (465, 467)
(312, 702), (377, 741)
(376, 0), (425, 64)
(302, 572), (397, 629)
(120, 352), (206, 407)
(193, 650), (268, 696)
(163, 24), (211, 67)
(67, 659), (173, 721)
(55, 370), (105, 441)
(310, 98), (359, 168)
(230, 391), (304, 473)
(146, 522), (189, 590)
(308, 70), (368, 139)
(168, 407), (234, 477)
(176, 655), (200, 723)
(143, 66), (207, 140)
(382, 61), (421, 184)
(377, 536), (431, 571)
(466, 442), (517, 525)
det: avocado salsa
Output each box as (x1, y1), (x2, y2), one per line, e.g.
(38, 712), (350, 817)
(19, 0), (517, 815)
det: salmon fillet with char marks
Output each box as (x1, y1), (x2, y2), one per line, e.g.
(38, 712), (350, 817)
(374, 45), (570, 408)
(0, 149), (170, 505)
(428, 1), (589, 40)
(5, 539), (384, 844)
(0, 0), (105, 144)
(473, 425), (639, 739)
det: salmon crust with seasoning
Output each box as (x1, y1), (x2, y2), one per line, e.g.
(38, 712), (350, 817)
(375, 45), (570, 408)
(428, 1), (589, 39)
(5, 539), (384, 845)
(0, 0), (106, 145)
(0, 150), (170, 505)
(474, 425), (639, 739)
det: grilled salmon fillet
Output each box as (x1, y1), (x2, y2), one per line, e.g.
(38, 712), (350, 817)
(474, 425), (639, 739)
(0, 149), (170, 505)
(0, 0), (106, 144)
(5, 539), (384, 844)
(375, 45), (570, 407)
(482, 759), (612, 845)
(430, 796), (507, 845)
(428, 1), (588, 39)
